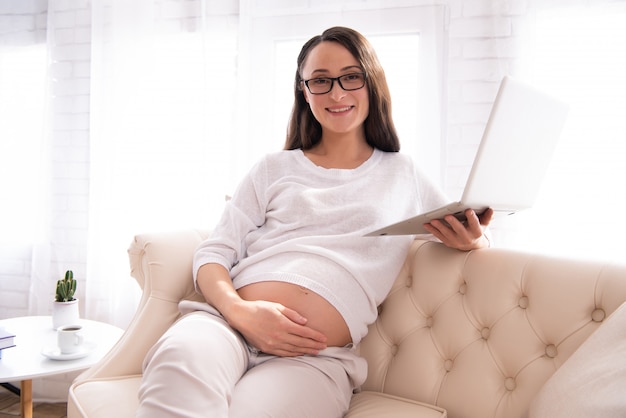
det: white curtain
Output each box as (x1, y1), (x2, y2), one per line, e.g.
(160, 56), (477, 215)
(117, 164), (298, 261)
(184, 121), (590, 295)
(86, 0), (239, 327)
(24, 2), (57, 319)
(1, 46), (52, 319)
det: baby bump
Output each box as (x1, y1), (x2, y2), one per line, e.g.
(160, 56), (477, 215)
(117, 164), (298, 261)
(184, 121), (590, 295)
(237, 281), (352, 347)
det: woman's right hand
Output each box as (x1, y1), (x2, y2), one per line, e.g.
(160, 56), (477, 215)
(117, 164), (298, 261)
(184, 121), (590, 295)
(225, 299), (328, 357)
(196, 263), (327, 357)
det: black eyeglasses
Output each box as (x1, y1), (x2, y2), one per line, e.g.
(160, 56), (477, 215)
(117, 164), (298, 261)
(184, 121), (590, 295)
(302, 72), (367, 95)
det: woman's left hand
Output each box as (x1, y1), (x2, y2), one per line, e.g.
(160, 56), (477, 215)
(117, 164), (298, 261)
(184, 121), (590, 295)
(423, 208), (493, 251)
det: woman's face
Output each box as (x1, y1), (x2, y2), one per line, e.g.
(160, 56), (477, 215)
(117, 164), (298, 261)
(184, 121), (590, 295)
(300, 41), (369, 140)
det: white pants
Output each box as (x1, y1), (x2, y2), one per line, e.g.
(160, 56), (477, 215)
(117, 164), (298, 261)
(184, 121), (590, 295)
(136, 302), (367, 418)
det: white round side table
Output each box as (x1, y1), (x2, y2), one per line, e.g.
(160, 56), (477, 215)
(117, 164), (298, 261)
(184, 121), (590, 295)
(0, 316), (123, 418)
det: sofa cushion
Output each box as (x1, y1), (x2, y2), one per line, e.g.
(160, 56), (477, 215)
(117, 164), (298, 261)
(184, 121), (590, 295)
(528, 301), (626, 418)
(347, 391), (447, 418)
(70, 378), (448, 417)
(69, 376), (141, 418)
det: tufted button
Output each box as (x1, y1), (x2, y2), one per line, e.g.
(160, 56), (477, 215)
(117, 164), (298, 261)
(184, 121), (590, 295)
(545, 344), (558, 358)
(444, 359), (453, 372)
(390, 345), (399, 356)
(405, 276), (413, 288)
(459, 282), (467, 295)
(504, 377), (517, 391)
(592, 308), (606, 322)
(518, 296), (529, 309)
(481, 327), (490, 340)
(425, 316), (433, 328)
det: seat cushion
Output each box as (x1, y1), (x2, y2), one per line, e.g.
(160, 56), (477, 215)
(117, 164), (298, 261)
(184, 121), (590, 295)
(529, 302), (626, 418)
(69, 376), (141, 418)
(70, 378), (447, 417)
(346, 391), (447, 418)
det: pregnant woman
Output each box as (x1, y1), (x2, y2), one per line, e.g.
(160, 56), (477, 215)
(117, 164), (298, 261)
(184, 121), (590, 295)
(136, 26), (492, 418)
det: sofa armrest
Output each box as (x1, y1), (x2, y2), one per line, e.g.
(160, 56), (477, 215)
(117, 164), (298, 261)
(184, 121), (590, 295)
(73, 229), (209, 382)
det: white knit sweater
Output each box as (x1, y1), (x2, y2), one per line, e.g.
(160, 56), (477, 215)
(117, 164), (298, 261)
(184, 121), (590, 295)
(193, 148), (448, 344)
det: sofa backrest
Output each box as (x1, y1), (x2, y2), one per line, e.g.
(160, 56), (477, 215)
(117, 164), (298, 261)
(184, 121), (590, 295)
(358, 240), (626, 418)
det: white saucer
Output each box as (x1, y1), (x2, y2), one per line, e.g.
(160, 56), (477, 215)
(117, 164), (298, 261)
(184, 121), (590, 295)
(41, 341), (97, 361)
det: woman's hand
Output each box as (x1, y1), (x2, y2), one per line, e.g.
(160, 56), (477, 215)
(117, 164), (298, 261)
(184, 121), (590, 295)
(225, 299), (328, 357)
(197, 263), (327, 357)
(423, 208), (493, 251)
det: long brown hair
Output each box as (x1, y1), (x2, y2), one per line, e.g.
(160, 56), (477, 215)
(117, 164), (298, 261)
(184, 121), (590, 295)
(284, 26), (400, 152)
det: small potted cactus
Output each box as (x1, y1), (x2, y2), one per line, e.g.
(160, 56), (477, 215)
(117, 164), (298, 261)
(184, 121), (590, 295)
(52, 270), (79, 329)
(55, 270), (77, 302)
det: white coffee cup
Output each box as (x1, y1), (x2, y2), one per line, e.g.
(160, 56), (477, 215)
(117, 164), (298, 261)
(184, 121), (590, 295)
(57, 324), (84, 354)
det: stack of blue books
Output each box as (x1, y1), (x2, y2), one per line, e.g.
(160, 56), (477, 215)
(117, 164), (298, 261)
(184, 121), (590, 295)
(0, 327), (16, 359)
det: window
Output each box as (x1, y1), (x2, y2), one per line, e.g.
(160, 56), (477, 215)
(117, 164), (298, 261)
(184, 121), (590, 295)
(500, 4), (626, 262)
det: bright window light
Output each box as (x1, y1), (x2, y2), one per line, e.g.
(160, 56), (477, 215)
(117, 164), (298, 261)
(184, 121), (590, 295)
(503, 5), (626, 263)
(0, 46), (47, 245)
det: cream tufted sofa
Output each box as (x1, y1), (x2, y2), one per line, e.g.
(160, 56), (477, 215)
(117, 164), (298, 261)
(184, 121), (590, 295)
(68, 230), (626, 418)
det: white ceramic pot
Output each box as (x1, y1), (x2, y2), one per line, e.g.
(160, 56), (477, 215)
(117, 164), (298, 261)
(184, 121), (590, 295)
(52, 299), (80, 330)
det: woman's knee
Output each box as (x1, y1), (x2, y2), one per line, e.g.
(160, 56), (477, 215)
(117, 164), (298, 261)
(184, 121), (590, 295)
(138, 312), (248, 417)
(229, 358), (352, 418)
(144, 312), (248, 374)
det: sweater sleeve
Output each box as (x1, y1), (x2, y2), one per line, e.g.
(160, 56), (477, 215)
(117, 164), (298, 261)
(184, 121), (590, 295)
(192, 159), (268, 282)
(414, 164), (449, 212)
(411, 163), (450, 241)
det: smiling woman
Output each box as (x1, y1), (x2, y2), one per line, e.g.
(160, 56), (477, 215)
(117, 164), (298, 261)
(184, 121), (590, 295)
(297, 41), (372, 150)
(246, 5), (445, 187)
(136, 25), (489, 417)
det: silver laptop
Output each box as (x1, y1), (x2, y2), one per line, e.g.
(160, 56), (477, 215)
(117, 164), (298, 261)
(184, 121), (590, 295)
(365, 76), (569, 236)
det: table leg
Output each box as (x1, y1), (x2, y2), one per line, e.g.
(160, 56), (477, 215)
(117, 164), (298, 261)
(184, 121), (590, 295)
(20, 380), (33, 418)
